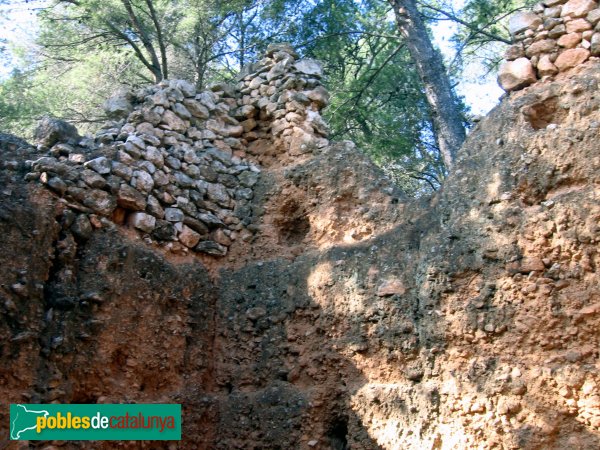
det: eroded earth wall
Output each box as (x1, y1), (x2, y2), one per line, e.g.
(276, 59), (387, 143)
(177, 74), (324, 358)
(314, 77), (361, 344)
(0, 36), (599, 450)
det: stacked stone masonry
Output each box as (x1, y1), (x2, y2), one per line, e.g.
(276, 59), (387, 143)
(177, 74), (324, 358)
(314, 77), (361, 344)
(26, 43), (330, 257)
(499, 0), (600, 91)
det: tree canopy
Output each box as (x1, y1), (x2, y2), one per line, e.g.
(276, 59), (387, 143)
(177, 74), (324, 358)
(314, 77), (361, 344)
(0, 0), (529, 194)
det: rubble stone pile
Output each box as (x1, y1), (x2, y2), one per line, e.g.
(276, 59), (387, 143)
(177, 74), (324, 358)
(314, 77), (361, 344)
(498, 0), (600, 91)
(26, 43), (330, 256)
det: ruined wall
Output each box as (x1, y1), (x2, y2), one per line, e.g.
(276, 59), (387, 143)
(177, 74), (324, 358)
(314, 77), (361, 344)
(499, 0), (600, 91)
(0, 33), (599, 450)
(25, 43), (329, 258)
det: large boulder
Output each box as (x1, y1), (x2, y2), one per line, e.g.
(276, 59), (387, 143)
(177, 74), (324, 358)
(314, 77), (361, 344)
(508, 11), (542, 35)
(561, 0), (598, 18)
(265, 42), (298, 58)
(103, 89), (133, 119)
(555, 48), (591, 71)
(497, 57), (537, 91)
(293, 59), (323, 77)
(33, 117), (80, 147)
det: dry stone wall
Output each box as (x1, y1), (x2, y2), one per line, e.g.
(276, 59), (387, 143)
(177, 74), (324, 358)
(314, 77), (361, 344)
(26, 43), (329, 257)
(499, 0), (600, 91)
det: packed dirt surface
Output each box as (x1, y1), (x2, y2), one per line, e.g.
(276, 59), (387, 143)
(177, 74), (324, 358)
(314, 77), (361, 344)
(1, 59), (599, 450)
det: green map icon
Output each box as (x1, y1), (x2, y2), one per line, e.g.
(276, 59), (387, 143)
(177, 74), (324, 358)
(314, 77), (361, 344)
(10, 404), (49, 439)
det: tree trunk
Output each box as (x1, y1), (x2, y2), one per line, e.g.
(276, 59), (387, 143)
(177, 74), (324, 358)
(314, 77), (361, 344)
(388, 0), (465, 171)
(145, 0), (169, 80)
(121, 0), (164, 82)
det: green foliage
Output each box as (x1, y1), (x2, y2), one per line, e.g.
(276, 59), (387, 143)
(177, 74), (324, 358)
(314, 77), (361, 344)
(0, 46), (147, 139)
(427, 0), (538, 71)
(2, 0), (524, 194)
(283, 0), (446, 191)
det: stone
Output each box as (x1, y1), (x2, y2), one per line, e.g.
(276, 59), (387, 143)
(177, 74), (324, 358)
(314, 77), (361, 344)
(558, 32), (583, 47)
(566, 18), (592, 32)
(588, 8), (600, 24)
(161, 109), (187, 132)
(103, 90), (133, 119)
(81, 169), (107, 189)
(129, 212), (156, 233)
(207, 147), (233, 165)
(509, 11), (543, 35)
(112, 161), (133, 181)
(265, 42), (298, 58)
(117, 184), (146, 211)
(545, 6), (563, 18)
(183, 164), (201, 179)
(34, 117), (80, 147)
(171, 80), (196, 98)
(178, 225), (201, 248)
(377, 279), (406, 297)
(183, 148), (200, 164)
(537, 55), (559, 76)
(84, 157), (111, 175)
(144, 146), (164, 168)
(132, 170), (155, 192)
(525, 39), (557, 56)
(151, 90), (169, 107)
(591, 32), (600, 54)
(141, 108), (162, 126)
(197, 212), (224, 228)
(183, 216), (209, 234)
(246, 306), (266, 320)
(165, 207), (185, 222)
(106, 175), (121, 194)
(127, 135), (146, 149)
(69, 154), (86, 164)
(548, 24), (567, 38)
(47, 177), (67, 195)
(235, 188), (253, 201)
(195, 92), (217, 110)
(187, 127), (203, 140)
(241, 118), (258, 132)
(248, 77), (263, 90)
(32, 156), (59, 172)
(195, 240), (227, 256)
(50, 142), (74, 156)
(147, 195), (165, 218)
(183, 99), (210, 119)
(138, 160), (156, 174)
(554, 47), (590, 70)
(71, 214), (93, 240)
(206, 119), (243, 138)
(82, 189), (116, 216)
(307, 111), (329, 136)
(172, 102), (192, 120)
(212, 228), (232, 246)
(165, 86), (184, 102)
(174, 171), (195, 188)
(519, 257), (546, 273)
(153, 170), (169, 186)
(165, 156), (182, 170)
(237, 105), (257, 119)
(292, 92), (311, 105)
(498, 58), (537, 91)
(238, 171), (259, 187)
(207, 183), (231, 206)
(266, 60), (289, 81)
(294, 59), (323, 77)
(561, 0), (598, 17)
(306, 86), (330, 107)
